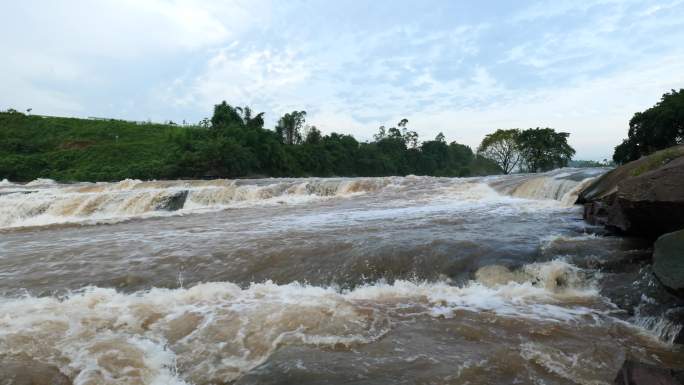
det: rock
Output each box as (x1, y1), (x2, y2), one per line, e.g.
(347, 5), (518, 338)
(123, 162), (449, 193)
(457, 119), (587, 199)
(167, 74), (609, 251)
(578, 145), (684, 238)
(0, 358), (71, 385)
(614, 360), (681, 385)
(665, 307), (684, 344)
(653, 230), (684, 293)
(153, 190), (188, 211)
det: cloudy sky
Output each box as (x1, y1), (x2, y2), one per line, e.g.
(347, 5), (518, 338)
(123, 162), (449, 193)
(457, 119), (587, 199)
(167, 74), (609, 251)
(2, 1), (684, 160)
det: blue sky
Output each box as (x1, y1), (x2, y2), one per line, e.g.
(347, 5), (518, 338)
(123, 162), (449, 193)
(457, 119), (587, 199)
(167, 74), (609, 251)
(2, 1), (684, 160)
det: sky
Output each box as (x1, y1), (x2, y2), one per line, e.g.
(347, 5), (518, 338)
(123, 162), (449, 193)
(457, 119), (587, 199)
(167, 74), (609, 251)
(2, 1), (684, 160)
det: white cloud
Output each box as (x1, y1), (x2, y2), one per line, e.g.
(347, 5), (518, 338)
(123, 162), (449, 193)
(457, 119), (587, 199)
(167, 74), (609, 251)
(3, 1), (684, 160)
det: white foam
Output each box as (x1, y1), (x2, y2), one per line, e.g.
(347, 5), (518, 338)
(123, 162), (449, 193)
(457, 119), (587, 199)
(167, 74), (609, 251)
(0, 259), (610, 384)
(0, 171), (603, 229)
(25, 178), (58, 186)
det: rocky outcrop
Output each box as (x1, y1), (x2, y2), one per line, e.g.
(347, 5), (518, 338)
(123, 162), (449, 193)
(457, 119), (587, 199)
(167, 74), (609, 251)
(578, 145), (684, 238)
(654, 230), (684, 293)
(153, 190), (188, 211)
(579, 145), (684, 349)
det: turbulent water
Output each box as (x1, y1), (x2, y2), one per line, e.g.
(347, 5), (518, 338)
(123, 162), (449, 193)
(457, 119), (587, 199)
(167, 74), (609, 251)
(1, 169), (682, 384)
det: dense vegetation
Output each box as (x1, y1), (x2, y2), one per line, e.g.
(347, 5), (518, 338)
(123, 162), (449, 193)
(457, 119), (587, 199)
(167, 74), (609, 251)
(0, 103), (501, 182)
(477, 127), (575, 173)
(613, 89), (684, 164)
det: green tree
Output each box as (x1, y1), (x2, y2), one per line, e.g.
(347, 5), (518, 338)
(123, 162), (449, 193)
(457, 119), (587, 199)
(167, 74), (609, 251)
(304, 126), (322, 145)
(373, 125), (387, 141)
(477, 129), (521, 174)
(517, 127), (575, 172)
(236, 106), (265, 129)
(276, 111), (307, 145)
(613, 89), (684, 164)
(210, 101), (243, 129)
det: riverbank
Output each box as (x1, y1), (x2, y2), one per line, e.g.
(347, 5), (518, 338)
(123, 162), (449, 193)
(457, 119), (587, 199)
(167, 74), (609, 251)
(577, 145), (684, 383)
(0, 111), (501, 182)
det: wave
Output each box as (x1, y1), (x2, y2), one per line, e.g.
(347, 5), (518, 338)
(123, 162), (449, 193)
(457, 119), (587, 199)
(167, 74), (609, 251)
(0, 178), (395, 229)
(25, 178), (59, 186)
(489, 168), (604, 206)
(0, 170), (604, 229)
(0, 260), (610, 384)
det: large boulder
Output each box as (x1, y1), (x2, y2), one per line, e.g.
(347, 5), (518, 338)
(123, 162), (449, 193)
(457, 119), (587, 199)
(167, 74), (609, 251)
(653, 230), (684, 293)
(153, 190), (189, 211)
(578, 145), (684, 238)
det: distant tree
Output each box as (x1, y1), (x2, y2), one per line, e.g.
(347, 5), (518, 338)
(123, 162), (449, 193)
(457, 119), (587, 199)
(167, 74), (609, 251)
(387, 126), (402, 139)
(613, 89), (684, 164)
(398, 119), (419, 148)
(275, 111), (307, 145)
(435, 132), (446, 143)
(211, 101), (243, 129)
(304, 126), (322, 145)
(568, 159), (614, 168)
(419, 136), (449, 174)
(517, 127), (575, 172)
(236, 106), (265, 129)
(477, 129), (521, 174)
(373, 126), (387, 141)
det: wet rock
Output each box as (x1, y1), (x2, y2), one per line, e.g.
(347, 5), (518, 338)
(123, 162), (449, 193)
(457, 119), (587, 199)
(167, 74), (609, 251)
(0, 358), (71, 385)
(153, 190), (188, 211)
(665, 307), (684, 344)
(578, 145), (684, 238)
(613, 360), (681, 385)
(653, 230), (684, 293)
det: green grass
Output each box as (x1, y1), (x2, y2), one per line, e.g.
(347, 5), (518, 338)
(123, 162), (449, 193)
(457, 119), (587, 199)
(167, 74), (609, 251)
(0, 112), (189, 182)
(0, 110), (502, 182)
(630, 147), (684, 177)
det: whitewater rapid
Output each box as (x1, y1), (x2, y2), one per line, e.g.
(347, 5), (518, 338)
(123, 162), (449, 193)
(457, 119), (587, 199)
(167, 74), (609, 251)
(0, 261), (622, 385)
(1, 168), (682, 384)
(0, 168), (600, 229)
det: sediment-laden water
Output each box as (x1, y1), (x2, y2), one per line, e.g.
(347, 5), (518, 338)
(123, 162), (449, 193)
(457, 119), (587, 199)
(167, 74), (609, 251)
(0, 169), (682, 384)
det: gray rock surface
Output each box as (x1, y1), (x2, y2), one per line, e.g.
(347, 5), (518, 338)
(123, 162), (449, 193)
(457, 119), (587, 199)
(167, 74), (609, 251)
(654, 230), (684, 293)
(578, 145), (684, 238)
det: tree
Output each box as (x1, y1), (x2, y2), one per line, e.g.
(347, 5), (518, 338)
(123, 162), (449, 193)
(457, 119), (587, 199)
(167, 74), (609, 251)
(477, 129), (521, 174)
(236, 106), (265, 129)
(517, 127), (575, 172)
(275, 111), (306, 145)
(387, 126), (402, 139)
(398, 118), (419, 148)
(373, 126), (387, 141)
(211, 101), (243, 129)
(613, 89), (684, 164)
(304, 126), (322, 145)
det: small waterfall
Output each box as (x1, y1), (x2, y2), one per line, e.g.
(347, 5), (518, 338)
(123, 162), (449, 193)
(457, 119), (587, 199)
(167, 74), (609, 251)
(489, 168), (606, 206)
(633, 316), (683, 344)
(0, 178), (396, 228)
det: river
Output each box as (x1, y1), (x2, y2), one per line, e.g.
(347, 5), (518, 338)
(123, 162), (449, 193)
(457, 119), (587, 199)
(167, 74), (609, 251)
(0, 170), (682, 384)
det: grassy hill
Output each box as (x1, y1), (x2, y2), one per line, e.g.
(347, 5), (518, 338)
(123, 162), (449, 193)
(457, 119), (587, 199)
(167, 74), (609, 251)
(0, 110), (501, 182)
(0, 112), (189, 181)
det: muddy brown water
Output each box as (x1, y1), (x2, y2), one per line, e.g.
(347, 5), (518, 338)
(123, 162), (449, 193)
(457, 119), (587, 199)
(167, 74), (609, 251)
(0, 170), (682, 384)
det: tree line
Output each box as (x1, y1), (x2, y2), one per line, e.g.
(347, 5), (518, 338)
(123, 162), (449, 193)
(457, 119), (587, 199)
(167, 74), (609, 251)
(0, 103), (501, 181)
(171, 101), (501, 178)
(613, 89), (684, 164)
(0, 100), (584, 181)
